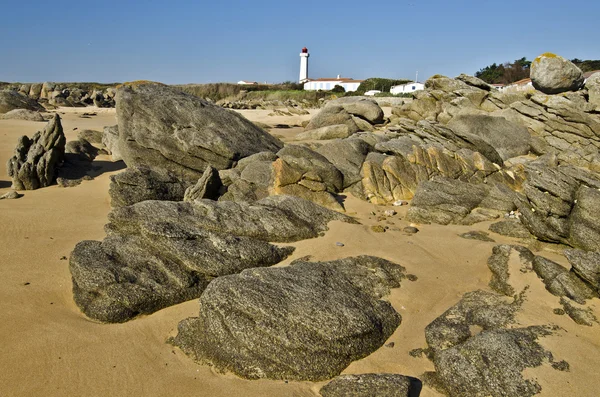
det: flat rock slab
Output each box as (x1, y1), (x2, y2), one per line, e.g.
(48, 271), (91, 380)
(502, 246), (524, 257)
(70, 195), (354, 323)
(320, 373), (420, 397)
(170, 256), (406, 381)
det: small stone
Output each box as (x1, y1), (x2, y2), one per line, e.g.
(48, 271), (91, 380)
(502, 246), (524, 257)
(393, 200), (408, 206)
(0, 190), (24, 200)
(407, 274), (418, 281)
(371, 225), (386, 233)
(384, 209), (397, 217)
(60, 256), (67, 260)
(385, 342), (395, 348)
(553, 308), (565, 315)
(403, 226), (419, 234)
(335, 242), (345, 247)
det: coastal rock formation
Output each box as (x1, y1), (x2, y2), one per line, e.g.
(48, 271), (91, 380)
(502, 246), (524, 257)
(170, 256), (404, 381)
(102, 125), (122, 161)
(70, 195), (355, 322)
(116, 82), (283, 182)
(108, 166), (188, 208)
(6, 114), (65, 190)
(530, 53), (585, 94)
(304, 97), (384, 136)
(0, 90), (44, 113)
(586, 72), (600, 110)
(183, 165), (221, 202)
(0, 109), (45, 121)
(422, 290), (567, 397)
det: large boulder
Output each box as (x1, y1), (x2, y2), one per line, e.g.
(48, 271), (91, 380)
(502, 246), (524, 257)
(6, 114), (65, 190)
(305, 97), (384, 133)
(530, 53), (585, 94)
(316, 138), (371, 189)
(0, 90), (44, 113)
(569, 186), (600, 251)
(116, 82), (283, 181)
(564, 249), (600, 293)
(70, 195), (354, 323)
(295, 124), (355, 140)
(333, 97), (385, 124)
(320, 373), (419, 397)
(102, 125), (122, 161)
(305, 104), (360, 133)
(532, 256), (597, 304)
(0, 109), (45, 121)
(447, 113), (531, 160)
(586, 72), (600, 110)
(170, 256), (405, 381)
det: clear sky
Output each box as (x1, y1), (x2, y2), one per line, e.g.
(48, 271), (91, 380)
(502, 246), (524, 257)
(1, 0), (598, 84)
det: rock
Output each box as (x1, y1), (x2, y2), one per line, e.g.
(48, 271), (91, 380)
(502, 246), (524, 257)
(403, 226), (419, 234)
(77, 129), (104, 145)
(564, 249), (600, 292)
(0, 90), (44, 113)
(371, 225), (386, 233)
(455, 74), (492, 91)
(0, 109), (45, 121)
(532, 256), (597, 304)
(489, 219), (533, 239)
(569, 186), (600, 251)
(560, 297), (598, 326)
(530, 53), (585, 94)
(108, 166), (188, 208)
(459, 230), (495, 242)
(170, 256), (404, 381)
(71, 196), (354, 323)
(116, 82), (282, 182)
(6, 114), (65, 190)
(423, 290), (565, 397)
(102, 125), (122, 161)
(65, 139), (99, 162)
(585, 72), (600, 110)
(333, 97), (385, 124)
(305, 104), (359, 133)
(487, 245), (535, 296)
(295, 124), (354, 140)
(315, 138), (371, 189)
(447, 113), (530, 161)
(183, 165), (221, 201)
(320, 373), (419, 397)
(0, 190), (23, 200)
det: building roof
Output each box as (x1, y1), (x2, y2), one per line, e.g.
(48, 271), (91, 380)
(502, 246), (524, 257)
(306, 78), (364, 83)
(508, 78), (532, 86)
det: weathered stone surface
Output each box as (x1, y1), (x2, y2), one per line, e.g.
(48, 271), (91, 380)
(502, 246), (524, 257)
(0, 109), (45, 121)
(489, 219), (534, 239)
(0, 190), (23, 200)
(560, 297), (598, 326)
(102, 125), (122, 161)
(456, 74), (493, 91)
(316, 138), (371, 189)
(459, 230), (495, 242)
(569, 186), (600, 251)
(116, 83), (282, 181)
(109, 166), (188, 208)
(320, 373), (418, 397)
(406, 177), (497, 225)
(564, 249), (600, 292)
(295, 124), (354, 140)
(532, 256), (597, 304)
(170, 256), (404, 381)
(183, 165), (221, 201)
(71, 196), (353, 323)
(6, 114), (65, 190)
(447, 113), (531, 161)
(530, 53), (585, 94)
(487, 245), (534, 296)
(586, 72), (600, 110)
(77, 129), (103, 145)
(305, 104), (359, 133)
(423, 290), (565, 397)
(0, 90), (44, 113)
(332, 97), (385, 124)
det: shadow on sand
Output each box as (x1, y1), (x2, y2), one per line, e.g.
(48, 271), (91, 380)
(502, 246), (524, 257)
(0, 180), (12, 189)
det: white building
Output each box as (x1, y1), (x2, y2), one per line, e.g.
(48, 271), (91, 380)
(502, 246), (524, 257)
(303, 76), (364, 92)
(237, 80), (258, 85)
(298, 47), (363, 92)
(390, 82), (425, 95)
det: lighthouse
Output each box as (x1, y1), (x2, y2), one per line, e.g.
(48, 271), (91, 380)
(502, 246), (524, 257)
(299, 47), (309, 83)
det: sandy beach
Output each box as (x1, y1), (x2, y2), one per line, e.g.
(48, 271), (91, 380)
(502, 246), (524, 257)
(1, 107), (599, 397)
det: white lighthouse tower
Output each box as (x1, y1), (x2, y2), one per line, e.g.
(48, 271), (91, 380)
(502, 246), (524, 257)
(299, 47), (309, 83)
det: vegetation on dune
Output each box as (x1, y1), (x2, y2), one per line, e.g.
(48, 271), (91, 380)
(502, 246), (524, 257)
(570, 59), (600, 73)
(174, 82), (304, 102)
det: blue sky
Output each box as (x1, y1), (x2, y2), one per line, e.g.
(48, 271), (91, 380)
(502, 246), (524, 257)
(1, 0), (598, 84)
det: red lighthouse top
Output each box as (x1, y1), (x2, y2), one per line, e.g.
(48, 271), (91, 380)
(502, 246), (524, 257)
(301, 47), (308, 53)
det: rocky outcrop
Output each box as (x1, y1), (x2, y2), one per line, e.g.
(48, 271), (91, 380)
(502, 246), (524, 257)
(532, 256), (597, 305)
(586, 72), (600, 111)
(304, 97), (384, 137)
(422, 290), (567, 397)
(530, 53), (585, 94)
(108, 166), (188, 208)
(183, 165), (221, 201)
(514, 155), (600, 250)
(405, 177), (515, 225)
(487, 245), (535, 296)
(102, 125), (122, 161)
(170, 256), (405, 381)
(315, 137), (371, 190)
(0, 90), (44, 113)
(320, 374), (420, 397)
(295, 124), (355, 140)
(70, 195), (354, 323)
(0, 109), (45, 121)
(6, 114), (65, 190)
(116, 82), (283, 182)
(564, 249), (600, 293)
